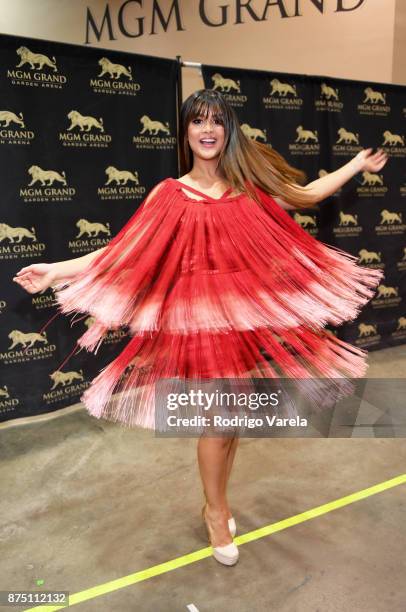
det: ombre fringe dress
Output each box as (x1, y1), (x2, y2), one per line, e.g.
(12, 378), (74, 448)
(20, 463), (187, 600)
(55, 177), (383, 429)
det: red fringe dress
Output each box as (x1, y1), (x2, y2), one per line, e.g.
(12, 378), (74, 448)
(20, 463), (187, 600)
(55, 177), (383, 429)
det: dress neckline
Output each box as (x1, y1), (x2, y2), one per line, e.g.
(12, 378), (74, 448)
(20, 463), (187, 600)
(170, 177), (241, 202)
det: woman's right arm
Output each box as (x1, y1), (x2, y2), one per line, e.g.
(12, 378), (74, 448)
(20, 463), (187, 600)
(13, 247), (107, 294)
(52, 247), (107, 280)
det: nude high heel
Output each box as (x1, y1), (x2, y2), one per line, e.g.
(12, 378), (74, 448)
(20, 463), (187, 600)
(202, 505), (239, 566)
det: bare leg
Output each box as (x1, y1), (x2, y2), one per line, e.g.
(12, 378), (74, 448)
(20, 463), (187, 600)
(197, 435), (235, 547)
(200, 434), (239, 517)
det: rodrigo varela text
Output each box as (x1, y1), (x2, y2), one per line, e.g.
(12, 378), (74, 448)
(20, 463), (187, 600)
(166, 415), (307, 428)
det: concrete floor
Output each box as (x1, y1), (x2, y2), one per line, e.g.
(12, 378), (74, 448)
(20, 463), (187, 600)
(1, 344), (406, 611)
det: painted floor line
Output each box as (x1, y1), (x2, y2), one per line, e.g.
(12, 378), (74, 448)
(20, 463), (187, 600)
(23, 472), (406, 611)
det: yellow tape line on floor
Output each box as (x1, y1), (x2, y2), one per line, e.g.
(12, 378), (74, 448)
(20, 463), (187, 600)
(24, 473), (406, 611)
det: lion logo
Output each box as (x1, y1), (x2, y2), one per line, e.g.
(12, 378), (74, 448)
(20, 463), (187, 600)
(105, 166), (139, 186)
(240, 124), (266, 141)
(380, 209), (402, 224)
(360, 171), (384, 186)
(76, 219), (111, 238)
(84, 316), (96, 329)
(28, 166), (67, 187)
(139, 115), (170, 135)
(293, 213), (316, 228)
(295, 126), (318, 143)
(0, 385), (9, 399)
(8, 330), (47, 350)
(363, 87), (386, 104)
(0, 111), (25, 128)
(320, 83), (339, 100)
(16, 46), (57, 71)
(339, 211), (358, 226)
(358, 249), (381, 264)
(67, 110), (104, 132)
(0, 223), (36, 243)
(358, 323), (377, 337)
(211, 73), (240, 93)
(396, 317), (406, 331)
(376, 284), (398, 298)
(270, 78), (297, 97)
(98, 57), (132, 80)
(382, 130), (404, 147)
(50, 369), (83, 389)
(336, 127), (359, 145)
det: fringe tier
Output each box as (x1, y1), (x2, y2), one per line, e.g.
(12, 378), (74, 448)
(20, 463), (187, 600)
(55, 178), (383, 429)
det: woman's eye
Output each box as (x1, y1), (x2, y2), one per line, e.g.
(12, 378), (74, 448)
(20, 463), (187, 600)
(192, 117), (223, 125)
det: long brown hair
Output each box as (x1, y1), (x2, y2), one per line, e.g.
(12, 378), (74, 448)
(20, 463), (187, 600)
(179, 88), (317, 209)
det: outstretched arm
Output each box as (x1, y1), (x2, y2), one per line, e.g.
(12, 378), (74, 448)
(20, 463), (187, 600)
(275, 148), (389, 209)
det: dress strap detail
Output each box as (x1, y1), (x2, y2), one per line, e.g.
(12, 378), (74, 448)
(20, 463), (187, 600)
(171, 178), (232, 201)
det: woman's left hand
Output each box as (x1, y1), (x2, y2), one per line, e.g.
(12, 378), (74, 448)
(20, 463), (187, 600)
(355, 148), (389, 172)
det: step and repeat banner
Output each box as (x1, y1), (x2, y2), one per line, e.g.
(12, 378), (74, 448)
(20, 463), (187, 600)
(1, 39), (405, 424)
(202, 65), (406, 353)
(0, 33), (178, 422)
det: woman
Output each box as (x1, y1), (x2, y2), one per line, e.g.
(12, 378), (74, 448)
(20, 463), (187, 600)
(13, 89), (388, 566)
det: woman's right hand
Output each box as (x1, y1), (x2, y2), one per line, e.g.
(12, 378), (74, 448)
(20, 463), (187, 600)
(13, 263), (58, 294)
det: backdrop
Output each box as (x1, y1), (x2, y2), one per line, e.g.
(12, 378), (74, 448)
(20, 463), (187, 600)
(0, 33), (178, 422)
(202, 64), (406, 352)
(1, 37), (405, 424)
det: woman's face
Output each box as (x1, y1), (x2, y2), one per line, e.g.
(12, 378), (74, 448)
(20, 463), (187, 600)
(187, 110), (225, 161)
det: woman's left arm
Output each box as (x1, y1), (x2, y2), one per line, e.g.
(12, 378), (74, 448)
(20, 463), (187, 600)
(275, 148), (389, 209)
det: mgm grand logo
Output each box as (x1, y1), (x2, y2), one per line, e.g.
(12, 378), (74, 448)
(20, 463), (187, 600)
(32, 288), (56, 311)
(210, 73), (247, 107)
(379, 130), (405, 157)
(69, 218), (111, 254)
(90, 57), (141, 96)
(292, 211), (318, 236)
(0, 109), (34, 144)
(1, 330), (56, 365)
(59, 110), (112, 147)
(358, 87), (390, 116)
(397, 247), (406, 272)
(0, 223), (45, 260)
(392, 316), (406, 340)
(289, 126), (320, 156)
(375, 209), (405, 235)
(332, 128), (366, 157)
(354, 322), (381, 347)
(20, 165), (75, 203)
(263, 78), (303, 110)
(98, 166), (146, 201)
(7, 46), (67, 88)
(333, 211), (362, 237)
(358, 249), (384, 270)
(0, 385), (19, 414)
(43, 369), (89, 405)
(355, 171), (388, 198)
(133, 115), (176, 150)
(315, 82), (344, 113)
(371, 284), (401, 309)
